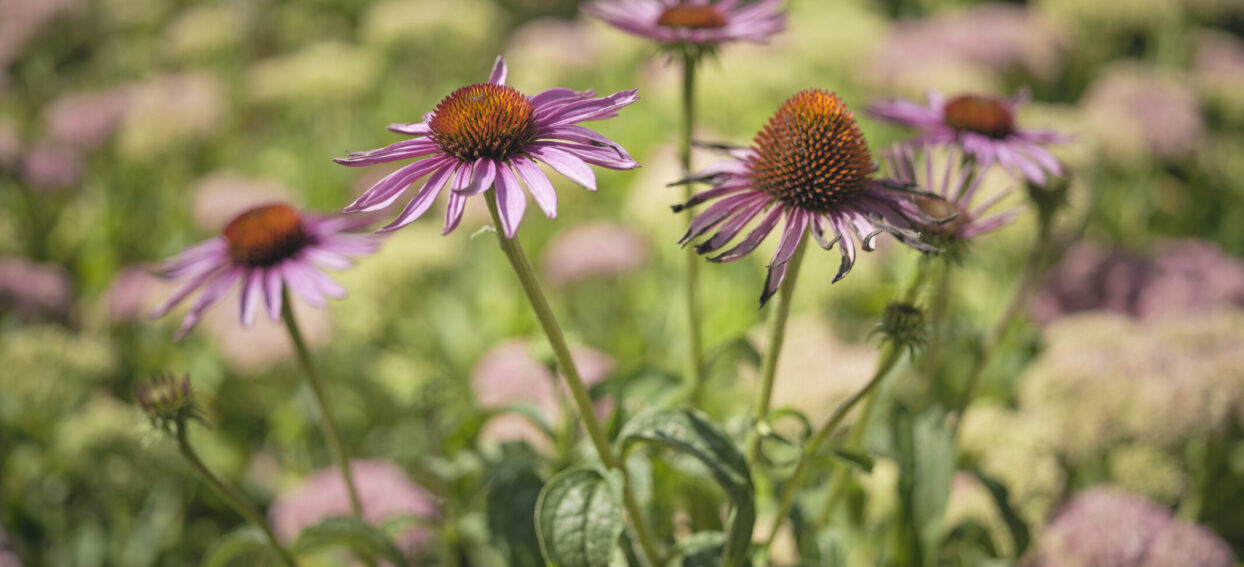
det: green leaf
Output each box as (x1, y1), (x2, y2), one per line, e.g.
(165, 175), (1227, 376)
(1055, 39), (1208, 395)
(894, 406), (954, 567)
(535, 466), (626, 567)
(291, 516), (408, 567)
(969, 469), (1031, 556)
(824, 448), (875, 473)
(203, 527), (277, 567)
(618, 409), (755, 567)
(487, 459), (546, 567)
(677, 531), (754, 567)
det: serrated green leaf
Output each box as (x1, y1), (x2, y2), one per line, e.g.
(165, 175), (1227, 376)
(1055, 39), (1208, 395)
(618, 409), (755, 567)
(536, 466), (625, 567)
(203, 527), (277, 567)
(291, 516), (408, 567)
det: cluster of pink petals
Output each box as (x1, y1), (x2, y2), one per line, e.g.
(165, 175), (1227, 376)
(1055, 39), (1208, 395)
(883, 143), (1020, 242)
(867, 90), (1068, 185)
(336, 57), (639, 238)
(0, 257), (73, 320)
(151, 210), (376, 339)
(583, 0), (786, 47)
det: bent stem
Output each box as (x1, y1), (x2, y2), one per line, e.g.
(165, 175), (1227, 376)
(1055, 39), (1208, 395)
(763, 341), (902, 554)
(745, 237), (810, 466)
(679, 51), (706, 406)
(950, 212), (1054, 437)
(483, 191), (663, 567)
(281, 289), (364, 518)
(175, 421), (299, 567)
(812, 256), (933, 530)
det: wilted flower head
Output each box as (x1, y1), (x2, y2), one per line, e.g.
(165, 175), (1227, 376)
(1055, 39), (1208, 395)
(135, 373), (202, 430)
(583, 0), (785, 57)
(1031, 486), (1234, 567)
(867, 89), (1068, 185)
(884, 144), (1020, 254)
(151, 203), (377, 339)
(542, 222), (649, 286)
(0, 257), (72, 320)
(336, 56), (638, 238)
(270, 459), (438, 556)
(674, 89), (936, 305)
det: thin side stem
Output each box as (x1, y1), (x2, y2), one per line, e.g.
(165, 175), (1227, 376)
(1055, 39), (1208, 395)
(679, 52), (705, 406)
(745, 237), (810, 466)
(175, 422), (299, 567)
(483, 191), (663, 567)
(950, 214), (1054, 437)
(281, 289), (364, 518)
(763, 341), (902, 553)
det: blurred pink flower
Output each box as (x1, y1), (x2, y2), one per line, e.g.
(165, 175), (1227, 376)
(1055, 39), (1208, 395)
(0, 0), (81, 67)
(20, 142), (82, 191)
(1032, 486), (1233, 567)
(1195, 31), (1244, 78)
(471, 340), (615, 446)
(44, 87), (134, 150)
(1082, 66), (1204, 161)
(270, 459), (437, 556)
(0, 257), (72, 319)
(191, 173), (295, 231)
(542, 222), (649, 286)
(868, 4), (1068, 82)
(1031, 239), (1244, 324)
(106, 265), (169, 324)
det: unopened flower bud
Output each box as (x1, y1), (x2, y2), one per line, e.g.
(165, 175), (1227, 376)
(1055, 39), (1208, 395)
(874, 301), (927, 354)
(136, 373), (202, 430)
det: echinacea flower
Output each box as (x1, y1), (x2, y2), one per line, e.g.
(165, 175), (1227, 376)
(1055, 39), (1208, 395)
(335, 56), (639, 237)
(674, 89), (937, 305)
(583, 0), (785, 52)
(866, 89), (1067, 185)
(883, 143), (1020, 253)
(151, 203), (377, 339)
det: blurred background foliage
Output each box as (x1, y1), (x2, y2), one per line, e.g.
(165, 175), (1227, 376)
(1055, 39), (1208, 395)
(1, 0), (1242, 564)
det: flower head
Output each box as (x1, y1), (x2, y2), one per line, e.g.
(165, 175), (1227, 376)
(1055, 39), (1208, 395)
(867, 89), (1068, 185)
(674, 89), (936, 305)
(135, 373), (202, 430)
(151, 203), (377, 339)
(884, 144), (1020, 256)
(583, 0), (785, 55)
(336, 56), (639, 238)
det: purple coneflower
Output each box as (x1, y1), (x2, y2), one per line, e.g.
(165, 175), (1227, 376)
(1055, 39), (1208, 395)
(867, 90), (1067, 185)
(675, 89), (936, 305)
(583, 0), (785, 50)
(151, 203), (377, 339)
(336, 56), (639, 237)
(884, 144), (1020, 250)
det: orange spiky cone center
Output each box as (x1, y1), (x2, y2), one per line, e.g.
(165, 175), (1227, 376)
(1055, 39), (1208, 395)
(429, 84), (537, 161)
(223, 203), (310, 266)
(749, 89), (874, 212)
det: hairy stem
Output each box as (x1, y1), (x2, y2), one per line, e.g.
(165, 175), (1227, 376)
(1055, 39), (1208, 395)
(679, 52), (706, 406)
(176, 422), (299, 567)
(483, 191), (663, 566)
(281, 289), (364, 518)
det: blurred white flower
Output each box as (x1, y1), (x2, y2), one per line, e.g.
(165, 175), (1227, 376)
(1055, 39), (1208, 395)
(1081, 65), (1204, 162)
(117, 73), (227, 159)
(163, 4), (246, 62)
(247, 42), (382, 104)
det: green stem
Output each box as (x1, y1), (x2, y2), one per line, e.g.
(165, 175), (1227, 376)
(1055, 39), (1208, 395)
(918, 262), (952, 378)
(950, 213), (1054, 437)
(281, 289), (364, 518)
(679, 52), (705, 406)
(812, 256), (933, 530)
(483, 191), (663, 566)
(764, 341), (902, 553)
(175, 421), (299, 567)
(745, 237), (810, 466)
